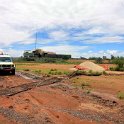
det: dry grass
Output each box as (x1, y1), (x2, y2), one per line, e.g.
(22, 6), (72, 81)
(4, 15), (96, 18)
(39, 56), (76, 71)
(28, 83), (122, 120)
(15, 62), (75, 71)
(15, 62), (72, 76)
(70, 75), (124, 95)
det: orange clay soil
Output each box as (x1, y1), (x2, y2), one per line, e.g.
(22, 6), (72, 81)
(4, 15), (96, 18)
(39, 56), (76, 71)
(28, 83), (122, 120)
(71, 75), (124, 95)
(0, 73), (124, 124)
(0, 75), (31, 89)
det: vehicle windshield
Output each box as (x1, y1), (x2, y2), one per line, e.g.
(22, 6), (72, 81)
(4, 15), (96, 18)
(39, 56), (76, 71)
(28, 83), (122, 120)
(0, 57), (12, 62)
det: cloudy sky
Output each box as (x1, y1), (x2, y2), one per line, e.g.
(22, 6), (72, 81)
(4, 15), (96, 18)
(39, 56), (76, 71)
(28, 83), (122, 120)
(0, 0), (124, 58)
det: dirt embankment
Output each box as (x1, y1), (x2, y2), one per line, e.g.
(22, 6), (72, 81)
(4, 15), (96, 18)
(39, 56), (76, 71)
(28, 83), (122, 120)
(0, 72), (124, 124)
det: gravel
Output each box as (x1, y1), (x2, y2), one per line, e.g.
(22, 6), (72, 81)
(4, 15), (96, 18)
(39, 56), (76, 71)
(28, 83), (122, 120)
(0, 107), (54, 124)
(46, 107), (124, 124)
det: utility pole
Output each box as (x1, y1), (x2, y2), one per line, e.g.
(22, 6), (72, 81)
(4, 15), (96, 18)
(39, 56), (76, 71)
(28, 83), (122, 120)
(35, 32), (37, 50)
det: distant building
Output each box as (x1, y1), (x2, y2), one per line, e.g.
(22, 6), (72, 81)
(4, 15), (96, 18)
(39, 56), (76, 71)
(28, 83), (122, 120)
(80, 56), (87, 60)
(23, 49), (71, 60)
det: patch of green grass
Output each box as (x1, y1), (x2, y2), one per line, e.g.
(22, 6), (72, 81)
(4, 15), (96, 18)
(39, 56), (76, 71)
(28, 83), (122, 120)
(48, 69), (69, 75)
(33, 70), (42, 75)
(31, 68), (70, 76)
(87, 70), (102, 76)
(63, 71), (70, 75)
(117, 92), (124, 100)
(85, 89), (92, 94)
(32, 69), (49, 75)
(81, 82), (90, 89)
(50, 69), (57, 71)
(102, 71), (107, 75)
(48, 71), (62, 75)
(110, 67), (116, 71)
(71, 77), (91, 89)
(73, 70), (102, 76)
(75, 70), (86, 75)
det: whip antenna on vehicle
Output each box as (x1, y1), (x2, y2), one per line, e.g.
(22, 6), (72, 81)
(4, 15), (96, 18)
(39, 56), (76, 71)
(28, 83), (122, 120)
(35, 32), (37, 50)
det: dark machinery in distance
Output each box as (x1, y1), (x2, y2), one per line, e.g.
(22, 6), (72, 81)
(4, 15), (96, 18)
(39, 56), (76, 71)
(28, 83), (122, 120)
(23, 49), (71, 60)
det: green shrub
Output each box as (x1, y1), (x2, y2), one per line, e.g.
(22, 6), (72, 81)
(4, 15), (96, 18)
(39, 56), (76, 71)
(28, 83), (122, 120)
(81, 82), (90, 89)
(64, 71), (70, 75)
(88, 70), (93, 74)
(87, 70), (102, 76)
(85, 89), (92, 94)
(50, 69), (57, 71)
(75, 70), (86, 75)
(48, 69), (63, 75)
(102, 71), (107, 75)
(119, 67), (124, 71)
(92, 72), (102, 76)
(116, 66), (124, 71)
(111, 57), (124, 71)
(110, 66), (124, 71)
(34, 70), (42, 74)
(73, 70), (102, 76)
(110, 67), (116, 71)
(23, 69), (30, 71)
(117, 92), (124, 100)
(57, 71), (62, 75)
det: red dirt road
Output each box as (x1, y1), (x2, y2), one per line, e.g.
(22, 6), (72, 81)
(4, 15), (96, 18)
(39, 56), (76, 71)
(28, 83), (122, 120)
(0, 73), (124, 124)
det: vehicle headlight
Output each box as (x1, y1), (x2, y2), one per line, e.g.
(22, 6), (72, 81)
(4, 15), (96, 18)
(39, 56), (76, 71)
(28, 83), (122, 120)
(11, 64), (15, 67)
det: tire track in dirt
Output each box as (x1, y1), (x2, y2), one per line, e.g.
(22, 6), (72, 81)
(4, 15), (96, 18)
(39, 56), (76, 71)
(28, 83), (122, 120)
(49, 83), (124, 124)
(20, 94), (124, 124)
(0, 77), (63, 96)
(0, 72), (124, 124)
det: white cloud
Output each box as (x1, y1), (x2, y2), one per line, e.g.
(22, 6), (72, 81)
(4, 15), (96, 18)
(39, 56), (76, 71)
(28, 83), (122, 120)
(0, 0), (124, 58)
(81, 50), (124, 58)
(3, 49), (23, 57)
(86, 36), (124, 44)
(49, 30), (69, 41)
(19, 38), (35, 45)
(106, 50), (118, 55)
(86, 27), (107, 35)
(40, 45), (89, 58)
(0, 0), (124, 46)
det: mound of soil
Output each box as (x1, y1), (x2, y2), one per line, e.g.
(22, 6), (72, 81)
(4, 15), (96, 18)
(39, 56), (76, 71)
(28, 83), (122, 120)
(75, 61), (105, 72)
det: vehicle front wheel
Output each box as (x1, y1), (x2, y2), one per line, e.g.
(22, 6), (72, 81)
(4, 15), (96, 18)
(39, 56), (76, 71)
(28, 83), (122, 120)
(11, 69), (15, 75)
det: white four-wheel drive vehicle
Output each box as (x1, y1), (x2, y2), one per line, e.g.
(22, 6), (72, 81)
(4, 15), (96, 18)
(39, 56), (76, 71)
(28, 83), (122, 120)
(0, 54), (15, 75)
